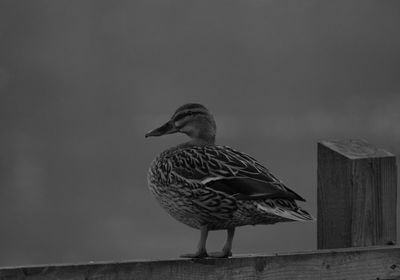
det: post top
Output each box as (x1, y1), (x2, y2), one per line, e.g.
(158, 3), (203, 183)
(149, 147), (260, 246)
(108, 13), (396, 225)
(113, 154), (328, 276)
(319, 139), (394, 159)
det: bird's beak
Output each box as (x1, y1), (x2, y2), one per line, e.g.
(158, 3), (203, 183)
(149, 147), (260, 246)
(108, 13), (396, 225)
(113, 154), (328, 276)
(145, 120), (178, 138)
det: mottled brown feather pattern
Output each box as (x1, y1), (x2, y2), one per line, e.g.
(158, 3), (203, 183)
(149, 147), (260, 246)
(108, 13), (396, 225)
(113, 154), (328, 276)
(148, 144), (312, 230)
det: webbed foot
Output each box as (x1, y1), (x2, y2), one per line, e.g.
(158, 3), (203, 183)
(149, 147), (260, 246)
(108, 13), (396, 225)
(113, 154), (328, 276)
(208, 251), (232, 258)
(180, 250), (208, 259)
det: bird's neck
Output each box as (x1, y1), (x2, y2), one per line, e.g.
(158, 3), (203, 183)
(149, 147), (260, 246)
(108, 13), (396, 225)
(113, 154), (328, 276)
(180, 136), (215, 148)
(183, 124), (216, 145)
(195, 129), (216, 144)
(193, 136), (215, 145)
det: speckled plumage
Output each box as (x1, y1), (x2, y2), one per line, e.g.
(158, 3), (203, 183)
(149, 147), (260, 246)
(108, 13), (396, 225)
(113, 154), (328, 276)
(146, 103), (313, 258)
(148, 144), (312, 231)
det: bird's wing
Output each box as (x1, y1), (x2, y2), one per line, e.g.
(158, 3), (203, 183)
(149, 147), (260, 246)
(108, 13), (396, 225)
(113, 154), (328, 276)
(170, 146), (306, 201)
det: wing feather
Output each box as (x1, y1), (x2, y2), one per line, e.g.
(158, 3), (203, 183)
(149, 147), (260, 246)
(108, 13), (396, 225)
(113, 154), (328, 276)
(169, 145), (306, 202)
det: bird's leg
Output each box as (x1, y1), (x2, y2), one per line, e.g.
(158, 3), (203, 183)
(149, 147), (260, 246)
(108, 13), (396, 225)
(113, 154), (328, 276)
(209, 227), (235, 258)
(180, 225), (208, 258)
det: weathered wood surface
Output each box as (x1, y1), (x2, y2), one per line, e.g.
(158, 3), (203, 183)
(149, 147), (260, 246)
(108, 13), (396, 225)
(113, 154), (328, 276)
(1, 246), (400, 280)
(318, 139), (397, 249)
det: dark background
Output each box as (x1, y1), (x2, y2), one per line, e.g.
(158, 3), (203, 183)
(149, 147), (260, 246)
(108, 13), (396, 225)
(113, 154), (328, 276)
(0, 0), (399, 266)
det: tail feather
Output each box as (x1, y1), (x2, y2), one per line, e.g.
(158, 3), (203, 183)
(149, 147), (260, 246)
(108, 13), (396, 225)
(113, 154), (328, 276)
(257, 199), (314, 222)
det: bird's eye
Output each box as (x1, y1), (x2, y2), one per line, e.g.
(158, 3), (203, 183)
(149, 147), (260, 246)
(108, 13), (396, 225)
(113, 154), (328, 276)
(174, 111), (194, 122)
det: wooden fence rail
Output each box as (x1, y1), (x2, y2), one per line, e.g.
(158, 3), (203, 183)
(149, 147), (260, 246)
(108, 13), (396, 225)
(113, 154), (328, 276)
(0, 139), (398, 280)
(1, 246), (400, 280)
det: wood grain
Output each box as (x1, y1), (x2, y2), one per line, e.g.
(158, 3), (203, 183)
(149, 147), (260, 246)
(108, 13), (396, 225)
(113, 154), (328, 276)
(318, 139), (397, 249)
(321, 139), (394, 159)
(1, 246), (400, 280)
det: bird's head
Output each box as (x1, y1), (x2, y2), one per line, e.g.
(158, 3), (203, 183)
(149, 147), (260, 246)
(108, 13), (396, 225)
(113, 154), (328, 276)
(145, 103), (216, 144)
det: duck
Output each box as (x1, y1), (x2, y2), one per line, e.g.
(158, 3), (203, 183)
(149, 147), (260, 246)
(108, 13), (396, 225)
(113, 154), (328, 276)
(145, 103), (313, 258)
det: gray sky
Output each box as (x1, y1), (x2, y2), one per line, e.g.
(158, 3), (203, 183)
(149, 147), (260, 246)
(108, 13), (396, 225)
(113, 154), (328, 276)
(0, 0), (399, 266)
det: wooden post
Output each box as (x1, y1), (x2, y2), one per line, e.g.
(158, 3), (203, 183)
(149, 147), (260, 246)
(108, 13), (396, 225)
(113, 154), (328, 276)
(317, 139), (397, 249)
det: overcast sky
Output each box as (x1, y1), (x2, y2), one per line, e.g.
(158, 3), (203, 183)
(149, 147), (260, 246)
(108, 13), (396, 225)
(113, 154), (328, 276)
(0, 0), (399, 266)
